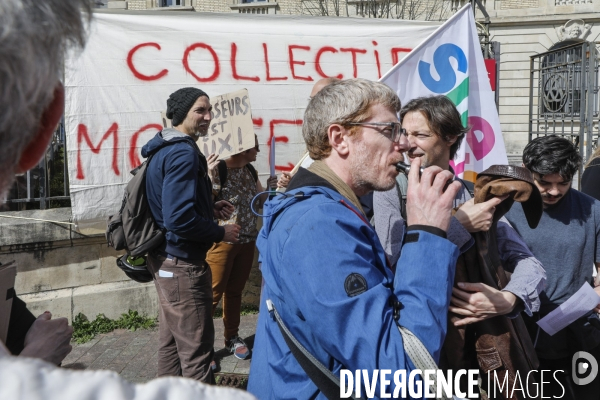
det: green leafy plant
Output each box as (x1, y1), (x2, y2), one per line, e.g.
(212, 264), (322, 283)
(72, 305), (260, 344)
(72, 310), (157, 344)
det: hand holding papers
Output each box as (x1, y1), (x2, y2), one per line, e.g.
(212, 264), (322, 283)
(537, 283), (600, 336)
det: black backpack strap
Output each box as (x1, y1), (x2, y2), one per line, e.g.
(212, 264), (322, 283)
(216, 160), (228, 199)
(215, 161), (257, 199)
(396, 173), (408, 220)
(245, 163), (258, 182)
(458, 178), (475, 198)
(266, 299), (364, 400)
(130, 153), (154, 177)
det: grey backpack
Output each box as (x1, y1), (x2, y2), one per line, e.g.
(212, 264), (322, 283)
(106, 154), (165, 257)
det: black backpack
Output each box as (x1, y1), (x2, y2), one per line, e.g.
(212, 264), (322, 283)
(214, 160), (258, 199)
(105, 154), (165, 257)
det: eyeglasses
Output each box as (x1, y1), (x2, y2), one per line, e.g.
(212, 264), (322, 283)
(346, 122), (406, 143)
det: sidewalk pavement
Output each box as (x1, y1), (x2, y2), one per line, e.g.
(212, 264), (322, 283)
(62, 313), (259, 384)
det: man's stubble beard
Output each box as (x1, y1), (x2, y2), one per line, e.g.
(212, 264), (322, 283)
(349, 139), (396, 193)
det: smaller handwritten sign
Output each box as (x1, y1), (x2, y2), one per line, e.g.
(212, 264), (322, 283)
(161, 89), (255, 159)
(203, 89), (254, 159)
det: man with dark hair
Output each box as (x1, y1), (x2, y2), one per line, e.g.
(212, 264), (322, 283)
(401, 95), (469, 165)
(249, 79), (463, 398)
(374, 95), (545, 325)
(505, 135), (600, 399)
(142, 87), (241, 382)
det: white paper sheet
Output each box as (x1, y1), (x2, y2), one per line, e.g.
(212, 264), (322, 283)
(158, 270), (173, 278)
(537, 283), (600, 336)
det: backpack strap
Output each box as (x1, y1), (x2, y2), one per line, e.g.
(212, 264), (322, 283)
(215, 160), (228, 199)
(215, 160), (258, 200)
(459, 178), (475, 198)
(245, 163), (258, 182)
(267, 298), (448, 400)
(396, 173), (408, 220)
(266, 299), (365, 400)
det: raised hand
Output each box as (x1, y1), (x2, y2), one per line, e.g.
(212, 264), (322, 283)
(405, 157), (461, 233)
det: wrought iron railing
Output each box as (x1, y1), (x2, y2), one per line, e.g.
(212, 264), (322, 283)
(529, 41), (600, 180)
(2, 121), (71, 211)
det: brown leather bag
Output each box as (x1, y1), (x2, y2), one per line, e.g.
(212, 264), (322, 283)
(441, 165), (542, 400)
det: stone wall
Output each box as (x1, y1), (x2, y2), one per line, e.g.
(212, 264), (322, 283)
(1, 208), (262, 322)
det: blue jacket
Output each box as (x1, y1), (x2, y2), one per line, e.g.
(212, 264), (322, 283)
(247, 169), (460, 399)
(141, 129), (224, 260)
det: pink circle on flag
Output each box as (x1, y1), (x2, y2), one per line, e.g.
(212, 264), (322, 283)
(467, 116), (495, 161)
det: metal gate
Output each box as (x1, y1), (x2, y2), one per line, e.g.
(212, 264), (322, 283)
(2, 122), (71, 211)
(529, 41), (599, 180)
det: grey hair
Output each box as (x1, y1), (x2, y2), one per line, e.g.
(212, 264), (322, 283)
(0, 0), (91, 194)
(303, 78), (401, 160)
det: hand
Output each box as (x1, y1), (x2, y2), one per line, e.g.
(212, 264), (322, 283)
(277, 172), (293, 189)
(405, 157), (461, 232)
(449, 282), (519, 326)
(19, 311), (73, 365)
(454, 196), (508, 233)
(214, 200), (234, 219)
(594, 286), (600, 313)
(222, 224), (241, 243)
(266, 176), (278, 191)
(207, 153), (219, 182)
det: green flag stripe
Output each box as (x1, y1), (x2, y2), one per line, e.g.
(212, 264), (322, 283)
(446, 77), (469, 106)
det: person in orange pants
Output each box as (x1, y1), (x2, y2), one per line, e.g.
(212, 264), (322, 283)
(206, 135), (276, 364)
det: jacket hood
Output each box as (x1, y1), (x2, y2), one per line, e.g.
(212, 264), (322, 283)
(260, 168), (343, 236)
(141, 128), (195, 158)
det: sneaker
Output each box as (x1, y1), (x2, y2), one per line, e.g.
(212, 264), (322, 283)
(227, 336), (250, 360)
(210, 360), (219, 372)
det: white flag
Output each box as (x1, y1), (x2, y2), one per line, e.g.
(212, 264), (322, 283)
(381, 4), (507, 181)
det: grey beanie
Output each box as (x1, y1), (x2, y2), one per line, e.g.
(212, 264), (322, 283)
(166, 87), (209, 127)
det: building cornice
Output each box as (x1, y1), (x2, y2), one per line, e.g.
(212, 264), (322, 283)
(481, 10), (600, 27)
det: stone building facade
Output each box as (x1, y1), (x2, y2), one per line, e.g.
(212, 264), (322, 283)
(485, 0), (599, 162)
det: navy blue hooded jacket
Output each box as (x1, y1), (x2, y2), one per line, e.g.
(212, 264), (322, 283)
(141, 128), (225, 260)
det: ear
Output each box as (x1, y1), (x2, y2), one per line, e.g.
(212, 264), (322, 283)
(17, 84), (64, 173)
(17, 83), (65, 173)
(327, 124), (350, 157)
(446, 135), (458, 147)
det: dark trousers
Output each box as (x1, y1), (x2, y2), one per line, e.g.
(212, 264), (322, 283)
(147, 252), (214, 383)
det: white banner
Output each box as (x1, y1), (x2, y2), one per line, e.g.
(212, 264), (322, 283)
(381, 4), (507, 181)
(64, 11), (440, 230)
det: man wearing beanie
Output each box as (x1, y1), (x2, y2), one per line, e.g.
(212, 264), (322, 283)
(141, 87), (241, 383)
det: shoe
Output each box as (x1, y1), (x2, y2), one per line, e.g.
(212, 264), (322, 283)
(226, 335), (250, 360)
(210, 360), (219, 372)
